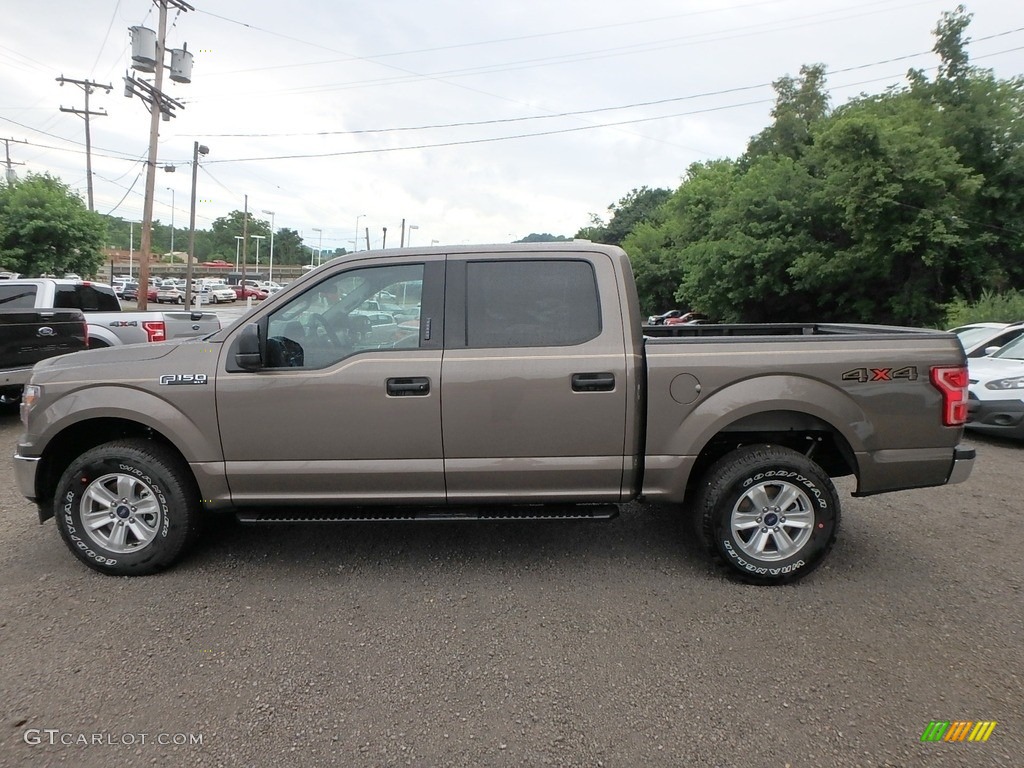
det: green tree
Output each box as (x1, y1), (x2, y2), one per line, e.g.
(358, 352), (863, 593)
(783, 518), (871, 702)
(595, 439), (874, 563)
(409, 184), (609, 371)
(514, 233), (572, 243)
(746, 64), (830, 162)
(576, 186), (672, 246)
(0, 174), (106, 277)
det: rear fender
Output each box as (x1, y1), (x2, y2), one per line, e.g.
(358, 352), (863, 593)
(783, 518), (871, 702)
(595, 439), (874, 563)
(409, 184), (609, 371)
(644, 375), (866, 501)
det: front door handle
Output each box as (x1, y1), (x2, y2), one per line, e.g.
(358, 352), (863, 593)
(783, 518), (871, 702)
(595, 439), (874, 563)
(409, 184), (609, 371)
(387, 377), (430, 396)
(571, 372), (615, 392)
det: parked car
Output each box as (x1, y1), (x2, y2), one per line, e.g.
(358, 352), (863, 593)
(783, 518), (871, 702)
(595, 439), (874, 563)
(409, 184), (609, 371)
(966, 333), (1024, 439)
(156, 286), (186, 304)
(233, 285), (268, 300)
(948, 321), (1024, 358)
(665, 312), (711, 325)
(205, 284), (238, 304)
(647, 310), (683, 325)
(121, 281), (140, 301)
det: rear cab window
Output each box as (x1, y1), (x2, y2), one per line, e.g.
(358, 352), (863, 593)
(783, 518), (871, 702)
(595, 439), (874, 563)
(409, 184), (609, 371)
(53, 284), (120, 311)
(0, 285), (39, 309)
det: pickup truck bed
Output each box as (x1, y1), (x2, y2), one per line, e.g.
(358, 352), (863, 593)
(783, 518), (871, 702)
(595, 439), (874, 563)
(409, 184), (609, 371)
(0, 279), (220, 346)
(14, 243), (973, 584)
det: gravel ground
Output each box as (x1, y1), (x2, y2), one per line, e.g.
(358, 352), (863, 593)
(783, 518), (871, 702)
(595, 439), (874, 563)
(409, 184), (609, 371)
(0, 411), (1020, 768)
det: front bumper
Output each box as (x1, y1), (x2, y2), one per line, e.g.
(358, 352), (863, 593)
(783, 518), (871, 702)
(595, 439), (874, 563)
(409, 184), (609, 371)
(14, 449), (40, 501)
(966, 396), (1024, 439)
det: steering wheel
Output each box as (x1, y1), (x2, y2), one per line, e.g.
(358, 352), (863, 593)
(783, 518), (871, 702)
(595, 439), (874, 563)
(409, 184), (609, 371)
(307, 313), (340, 348)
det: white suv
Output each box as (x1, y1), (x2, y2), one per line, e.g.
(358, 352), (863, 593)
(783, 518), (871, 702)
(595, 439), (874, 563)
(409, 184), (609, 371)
(966, 334), (1024, 439)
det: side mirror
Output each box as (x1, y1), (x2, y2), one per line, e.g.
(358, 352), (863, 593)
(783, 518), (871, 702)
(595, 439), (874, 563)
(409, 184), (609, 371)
(235, 323), (263, 370)
(984, 345), (1001, 357)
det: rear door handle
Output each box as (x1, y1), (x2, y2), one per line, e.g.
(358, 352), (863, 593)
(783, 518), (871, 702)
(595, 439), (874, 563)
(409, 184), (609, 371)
(571, 372), (615, 392)
(387, 376), (430, 396)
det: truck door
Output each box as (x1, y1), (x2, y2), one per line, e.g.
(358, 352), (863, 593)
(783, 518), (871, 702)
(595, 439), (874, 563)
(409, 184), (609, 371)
(216, 258), (446, 503)
(440, 254), (630, 502)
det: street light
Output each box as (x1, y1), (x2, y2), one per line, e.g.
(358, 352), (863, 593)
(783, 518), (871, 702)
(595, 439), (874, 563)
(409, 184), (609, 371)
(354, 214), (365, 252)
(165, 187), (175, 259)
(262, 209), (275, 283)
(407, 224), (419, 246)
(252, 235), (265, 271)
(312, 227), (323, 265)
(183, 142), (208, 307)
(234, 235), (244, 271)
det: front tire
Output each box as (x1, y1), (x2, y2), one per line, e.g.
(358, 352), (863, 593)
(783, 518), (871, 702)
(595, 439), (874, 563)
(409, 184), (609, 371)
(695, 445), (840, 585)
(54, 439), (199, 576)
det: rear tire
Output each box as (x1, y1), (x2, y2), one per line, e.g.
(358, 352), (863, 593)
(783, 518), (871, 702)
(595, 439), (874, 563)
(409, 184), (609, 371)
(695, 444), (840, 585)
(54, 439), (200, 576)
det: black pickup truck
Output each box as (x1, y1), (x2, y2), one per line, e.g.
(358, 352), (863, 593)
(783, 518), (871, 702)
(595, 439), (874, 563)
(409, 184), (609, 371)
(0, 308), (87, 405)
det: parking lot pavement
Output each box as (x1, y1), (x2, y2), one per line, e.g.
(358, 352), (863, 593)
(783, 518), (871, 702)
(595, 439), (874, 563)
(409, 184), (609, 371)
(0, 415), (1020, 767)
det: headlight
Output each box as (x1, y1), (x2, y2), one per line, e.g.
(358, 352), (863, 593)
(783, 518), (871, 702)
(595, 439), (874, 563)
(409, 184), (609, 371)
(985, 376), (1024, 391)
(20, 384), (41, 428)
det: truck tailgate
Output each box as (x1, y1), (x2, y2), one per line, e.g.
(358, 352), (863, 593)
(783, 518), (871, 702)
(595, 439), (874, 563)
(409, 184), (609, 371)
(0, 309), (87, 372)
(161, 310), (221, 340)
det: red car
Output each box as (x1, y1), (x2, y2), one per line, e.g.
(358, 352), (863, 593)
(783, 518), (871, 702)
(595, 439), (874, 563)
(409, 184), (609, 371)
(232, 285), (268, 300)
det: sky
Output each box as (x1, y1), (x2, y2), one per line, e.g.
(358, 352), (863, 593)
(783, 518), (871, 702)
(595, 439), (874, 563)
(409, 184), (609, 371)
(2, 0), (1023, 254)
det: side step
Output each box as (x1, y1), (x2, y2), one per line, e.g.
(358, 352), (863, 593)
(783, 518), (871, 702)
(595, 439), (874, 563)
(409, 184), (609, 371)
(236, 503), (619, 524)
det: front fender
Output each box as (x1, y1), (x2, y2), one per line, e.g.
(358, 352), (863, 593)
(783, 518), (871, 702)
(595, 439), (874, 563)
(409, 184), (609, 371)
(32, 383), (222, 464)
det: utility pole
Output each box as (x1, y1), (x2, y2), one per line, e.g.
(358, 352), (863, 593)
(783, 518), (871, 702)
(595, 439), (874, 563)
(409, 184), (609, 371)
(241, 194), (249, 280)
(124, 0), (194, 309)
(184, 141), (208, 306)
(56, 76), (112, 211)
(1, 138), (26, 184)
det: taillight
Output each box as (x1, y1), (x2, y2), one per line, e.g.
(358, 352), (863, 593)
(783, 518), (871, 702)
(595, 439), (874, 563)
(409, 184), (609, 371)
(143, 320), (166, 342)
(930, 365), (969, 426)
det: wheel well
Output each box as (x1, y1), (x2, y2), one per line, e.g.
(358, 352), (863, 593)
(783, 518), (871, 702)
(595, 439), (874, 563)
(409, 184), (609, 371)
(685, 410), (857, 499)
(35, 418), (189, 509)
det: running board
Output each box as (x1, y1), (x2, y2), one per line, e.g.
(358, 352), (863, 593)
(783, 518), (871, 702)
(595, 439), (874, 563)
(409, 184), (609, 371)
(235, 503), (619, 524)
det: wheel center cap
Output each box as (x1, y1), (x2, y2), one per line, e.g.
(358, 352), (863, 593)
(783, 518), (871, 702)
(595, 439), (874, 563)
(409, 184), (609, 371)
(116, 505), (131, 520)
(764, 512), (779, 527)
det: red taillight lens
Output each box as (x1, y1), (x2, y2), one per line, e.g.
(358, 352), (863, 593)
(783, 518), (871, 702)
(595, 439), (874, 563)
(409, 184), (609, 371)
(143, 320), (166, 342)
(930, 365), (969, 426)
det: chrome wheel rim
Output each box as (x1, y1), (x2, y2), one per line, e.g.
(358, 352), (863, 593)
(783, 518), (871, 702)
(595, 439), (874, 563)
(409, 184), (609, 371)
(79, 472), (162, 554)
(730, 479), (814, 561)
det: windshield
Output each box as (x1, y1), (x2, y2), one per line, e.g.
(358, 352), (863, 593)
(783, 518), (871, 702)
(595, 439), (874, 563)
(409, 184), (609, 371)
(954, 325), (1004, 349)
(992, 334), (1024, 360)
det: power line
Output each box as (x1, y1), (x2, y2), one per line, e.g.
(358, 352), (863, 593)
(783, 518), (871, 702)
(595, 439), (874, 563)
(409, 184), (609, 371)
(196, 38), (1024, 143)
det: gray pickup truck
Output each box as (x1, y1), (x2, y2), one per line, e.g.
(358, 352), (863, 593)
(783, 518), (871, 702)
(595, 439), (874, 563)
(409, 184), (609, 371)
(14, 243), (974, 583)
(0, 279), (220, 347)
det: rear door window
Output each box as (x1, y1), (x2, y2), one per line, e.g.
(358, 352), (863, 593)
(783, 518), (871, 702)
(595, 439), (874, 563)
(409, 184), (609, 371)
(463, 259), (601, 348)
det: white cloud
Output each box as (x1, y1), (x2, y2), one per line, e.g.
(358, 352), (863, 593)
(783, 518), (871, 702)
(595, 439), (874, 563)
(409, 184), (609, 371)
(2, 0), (1022, 250)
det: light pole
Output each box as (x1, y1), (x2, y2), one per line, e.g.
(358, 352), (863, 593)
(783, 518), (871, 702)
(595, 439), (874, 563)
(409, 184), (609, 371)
(354, 214), (365, 252)
(184, 141), (208, 306)
(234, 235), (244, 271)
(252, 235), (265, 272)
(165, 187), (175, 259)
(129, 221), (135, 278)
(262, 209), (275, 283)
(312, 227), (323, 266)
(407, 224), (419, 246)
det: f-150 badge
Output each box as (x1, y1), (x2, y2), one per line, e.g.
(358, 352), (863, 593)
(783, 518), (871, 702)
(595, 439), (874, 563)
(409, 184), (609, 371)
(159, 374), (208, 385)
